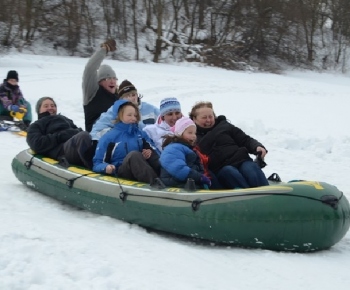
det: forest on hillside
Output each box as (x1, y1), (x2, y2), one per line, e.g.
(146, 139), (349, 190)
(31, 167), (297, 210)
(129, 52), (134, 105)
(1, 0), (350, 72)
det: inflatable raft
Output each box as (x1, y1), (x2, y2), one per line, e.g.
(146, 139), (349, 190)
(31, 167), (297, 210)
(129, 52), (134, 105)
(12, 149), (350, 252)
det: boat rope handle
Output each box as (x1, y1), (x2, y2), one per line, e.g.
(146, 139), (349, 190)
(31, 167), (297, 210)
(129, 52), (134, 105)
(23, 158), (343, 210)
(191, 199), (202, 211)
(113, 172), (128, 202)
(194, 192), (343, 209)
(24, 156), (35, 169)
(114, 191), (343, 211)
(119, 191), (127, 202)
(24, 158), (98, 188)
(65, 173), (93, 188)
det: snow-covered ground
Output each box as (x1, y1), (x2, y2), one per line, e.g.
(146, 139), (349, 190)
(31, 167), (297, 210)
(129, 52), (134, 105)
(1, 53), (350, 290)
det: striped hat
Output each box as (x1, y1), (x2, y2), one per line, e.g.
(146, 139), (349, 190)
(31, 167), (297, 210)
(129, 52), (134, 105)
(159, 97), (181, 116)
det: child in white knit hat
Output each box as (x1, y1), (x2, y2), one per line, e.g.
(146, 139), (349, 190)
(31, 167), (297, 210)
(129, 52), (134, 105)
(159, 117), (212, 188)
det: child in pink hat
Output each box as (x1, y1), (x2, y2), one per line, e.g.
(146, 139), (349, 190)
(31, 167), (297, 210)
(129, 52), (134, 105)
(159, 117), (212, 188)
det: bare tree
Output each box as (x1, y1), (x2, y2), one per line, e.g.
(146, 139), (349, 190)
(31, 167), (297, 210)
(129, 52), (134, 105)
(2, 0), (350, 71)
(0, 0), (20, 47)
(153, 0), (163, 62)
(129, 0), (140, 60)
(328, 0), (350, 65)
(80, 0), (97, 49)
(296, 0), (326, 63)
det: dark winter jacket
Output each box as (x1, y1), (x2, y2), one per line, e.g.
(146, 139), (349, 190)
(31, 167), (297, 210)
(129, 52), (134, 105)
(160, 141), (204, 187)
(82, 48), (118, 132)
(26, 112), (82, 160)
(196, 115), (266, 173)
(83, 86), (118, 132)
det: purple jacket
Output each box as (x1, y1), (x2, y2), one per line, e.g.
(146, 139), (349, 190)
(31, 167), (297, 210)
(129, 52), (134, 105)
(0, 80), (26, 110)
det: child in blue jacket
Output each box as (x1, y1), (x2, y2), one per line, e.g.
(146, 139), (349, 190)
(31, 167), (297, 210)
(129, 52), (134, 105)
(159, 117), (212, 188)
(93, 100), (160, 183)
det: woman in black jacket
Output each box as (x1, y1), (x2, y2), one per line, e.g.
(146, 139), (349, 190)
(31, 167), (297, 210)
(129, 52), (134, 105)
(189, 101), (269, 189)
(26, 97), (93, 169)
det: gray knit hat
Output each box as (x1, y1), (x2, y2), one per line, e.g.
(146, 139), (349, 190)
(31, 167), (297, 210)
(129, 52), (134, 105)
(97, 64), (117, 82)
(36, 97), (56, 114)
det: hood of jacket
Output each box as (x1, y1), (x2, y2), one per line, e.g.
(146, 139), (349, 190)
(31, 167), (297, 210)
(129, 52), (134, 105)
(112, 99), (128, 118)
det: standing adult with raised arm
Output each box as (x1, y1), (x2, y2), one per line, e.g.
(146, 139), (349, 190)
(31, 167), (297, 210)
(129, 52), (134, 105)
(82, 39), (118, 132)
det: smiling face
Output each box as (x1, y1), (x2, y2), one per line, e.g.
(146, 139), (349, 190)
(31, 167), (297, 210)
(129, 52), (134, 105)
(192, 106), (215, 128)
(39, 99), (57, 115)
(119, 104), (139, 124)
(163, 111), (182, 127)
(182, 125), (197, 145)
(99, 77), (118, 94)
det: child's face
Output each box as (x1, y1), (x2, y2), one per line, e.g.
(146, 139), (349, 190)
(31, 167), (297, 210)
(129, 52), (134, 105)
(121, 105), (138, 124)
(182, 125), (197, 145)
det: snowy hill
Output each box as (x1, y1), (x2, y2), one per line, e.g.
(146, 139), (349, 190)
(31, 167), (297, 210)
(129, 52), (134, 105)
(1, 53), (350, 290)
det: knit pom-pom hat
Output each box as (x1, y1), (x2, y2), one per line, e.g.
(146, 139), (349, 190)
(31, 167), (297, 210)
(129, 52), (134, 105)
(159, 97), (181, 116)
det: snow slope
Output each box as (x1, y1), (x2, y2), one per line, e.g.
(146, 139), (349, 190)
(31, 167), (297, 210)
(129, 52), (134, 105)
(1, 54), (350, 290)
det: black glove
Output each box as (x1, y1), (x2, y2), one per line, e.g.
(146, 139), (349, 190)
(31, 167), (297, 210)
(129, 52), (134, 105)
(57, 129), (79, 143)
(254, 152), (267, 168)
(101, 39), (117, 52)
(142, 138), (152, 150)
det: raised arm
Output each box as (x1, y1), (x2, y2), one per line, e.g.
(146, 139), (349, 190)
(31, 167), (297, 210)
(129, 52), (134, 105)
(82, 47), (108, 105)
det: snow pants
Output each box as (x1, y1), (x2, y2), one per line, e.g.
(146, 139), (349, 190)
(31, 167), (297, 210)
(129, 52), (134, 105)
(117, 151), (158, 184)
(63, 131), (93, 169)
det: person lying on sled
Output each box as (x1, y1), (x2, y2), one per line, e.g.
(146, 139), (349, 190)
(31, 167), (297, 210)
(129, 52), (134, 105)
(26, 97), (93, 169)
(0, 70), (32, 128)
(92, 100), (160, 183)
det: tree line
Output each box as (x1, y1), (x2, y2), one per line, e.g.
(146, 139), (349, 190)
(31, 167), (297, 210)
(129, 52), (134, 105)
(1, 0), (350, 72)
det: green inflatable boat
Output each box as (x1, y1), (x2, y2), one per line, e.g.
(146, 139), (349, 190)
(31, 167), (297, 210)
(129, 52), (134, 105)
(12, 149), (350, 252)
